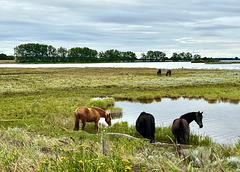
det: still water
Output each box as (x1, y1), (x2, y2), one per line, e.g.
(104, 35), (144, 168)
(105, 98), (240, 144)
(1, 62), (240, 70)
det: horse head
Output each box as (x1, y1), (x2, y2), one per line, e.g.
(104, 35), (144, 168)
(105, 113), (111, 126)
(196, 111), (203, 128)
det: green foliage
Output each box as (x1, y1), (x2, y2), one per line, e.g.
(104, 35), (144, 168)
(170, 52), (193, 61)
(68, 47), (98, 62)
(13, 43), (138, 63)
(14, 43), (56, 62)
(108, 122), (137, 136)
(40, 145), (134, 172)
(108, 122), (212, 146)
(141, 50), (166, 62)
(86, 98), (115, 109)
(99, 49), (137, 62)
(0, 53), (14, 60)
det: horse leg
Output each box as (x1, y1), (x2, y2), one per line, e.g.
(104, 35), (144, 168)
(185, 126), (190, 142)
(81, 120), (86, 130)
(74, 112), (80, 131)
(95, 121), (99, 130)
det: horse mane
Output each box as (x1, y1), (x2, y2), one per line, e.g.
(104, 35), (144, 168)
(180, 112), (197, 124)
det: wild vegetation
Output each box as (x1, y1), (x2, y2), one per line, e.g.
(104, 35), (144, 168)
(0, 68), (240, 171)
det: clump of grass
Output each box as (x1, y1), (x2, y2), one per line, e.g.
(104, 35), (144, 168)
(107, 122), (213, 146)
(0, 126), (239, 171)
(86, 98), (115, 109)
(40, 144), (134, 172)
(155, 125), (174, 143)
(0, 127), (143, 172)
(107, 122), (137, 137)
(107, 106), (122, 119)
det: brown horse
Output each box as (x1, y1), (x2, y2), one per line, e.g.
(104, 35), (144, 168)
(74, 106), (111, 131)
(166, 70), (171, 76)
(172, 111), (203, 144)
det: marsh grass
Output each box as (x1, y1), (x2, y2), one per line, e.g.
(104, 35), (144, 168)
(107, 122), (212, 146)
(0, 125), (239, 171)
(1, 68), (240, 171)
(86, 98), (115, 109)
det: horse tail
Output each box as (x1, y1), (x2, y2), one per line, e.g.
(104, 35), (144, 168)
(178, 119), (185, 143)
(74, 109), (80, 131)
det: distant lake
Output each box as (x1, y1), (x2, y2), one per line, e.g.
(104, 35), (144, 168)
(104, 98), (240, 145)
(1, 62), (240, 70)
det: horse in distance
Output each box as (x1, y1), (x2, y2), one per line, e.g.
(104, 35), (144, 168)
(166, 70), (171, 76)
(136, 111), (155, 143)
(74, 106), (111, 131)
(172, 111), (203, 144)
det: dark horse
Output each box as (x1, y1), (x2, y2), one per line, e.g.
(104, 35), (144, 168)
(136, 111), (155, 143)
(74, 106), (111, 131)
(172, 111), (203, 144)
(157, 69), (161, 75)
(166, 70), (171, 76)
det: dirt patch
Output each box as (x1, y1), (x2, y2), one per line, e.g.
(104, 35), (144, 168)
(0, 60), (16, 63)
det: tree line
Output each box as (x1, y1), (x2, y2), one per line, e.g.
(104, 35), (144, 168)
(13, 43), (138, 63)
(0, 53), (15, 60)
(3, 43), (230, 63)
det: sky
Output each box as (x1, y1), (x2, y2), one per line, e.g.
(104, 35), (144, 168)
(1, 0), (240, 58)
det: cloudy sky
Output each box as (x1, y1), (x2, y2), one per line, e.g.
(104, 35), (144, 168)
(1, 0), (240, 58)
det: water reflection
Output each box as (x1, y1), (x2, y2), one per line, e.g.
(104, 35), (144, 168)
(1, 62), (240, 70)
(116, 97), (240, 104)
(109, 97), (240, 144)
(109, 113), (123, 119)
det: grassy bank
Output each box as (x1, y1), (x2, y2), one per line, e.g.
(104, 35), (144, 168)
(1, 68), (240, 171)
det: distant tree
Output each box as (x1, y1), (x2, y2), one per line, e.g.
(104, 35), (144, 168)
(98, 51), (105, 61)
(57, 47), (68, 62)
(0, 53), (9, 60)
(7, 55), (15, 60)
(184, 52), (192, 61)
(14, 43), (58, 62)
(171, 53), (181, 61)
(121, 51), (137, 62)
(81, 47), (98, 62)
(140, 51), (166, 61)
(47, 45), (57, 62)
(193, 54), (201, 61)
(68, 47), (98, 62)
(98, 49), (121, 62)
(178, 52), (185, 61)
(68, 47), (84, 62)
(171, 52), (192, 61)
(140, 53), (147, 61)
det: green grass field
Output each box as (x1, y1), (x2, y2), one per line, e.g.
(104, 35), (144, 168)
(1, 68), (240, 171)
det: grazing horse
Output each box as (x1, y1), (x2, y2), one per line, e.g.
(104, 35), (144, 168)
(157, 69), (161, 75)
(172, 111), (203, 144)
(74, 106), (111, 131)
(136, 111), (155, 143)
(166, 70), (171, 76)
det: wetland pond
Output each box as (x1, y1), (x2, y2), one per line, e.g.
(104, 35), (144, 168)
(1, 61), (240, 70)
(101, 97), (240, 145)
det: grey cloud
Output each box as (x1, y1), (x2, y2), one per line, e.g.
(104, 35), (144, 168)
(1, 0), (240, 58)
